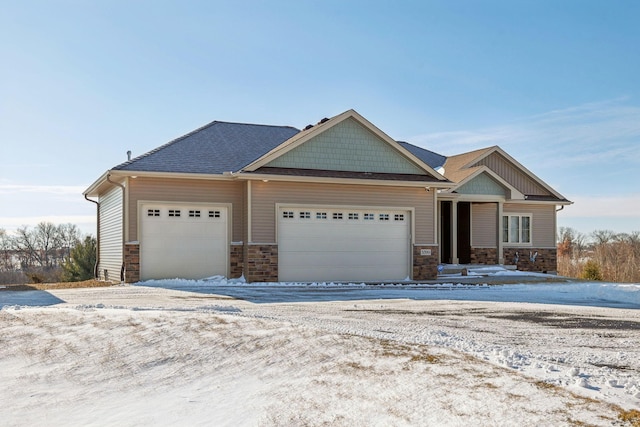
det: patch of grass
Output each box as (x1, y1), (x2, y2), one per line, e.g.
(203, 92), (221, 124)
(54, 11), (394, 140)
(1, 279), (113, 291)
(376, 338), (441, 364)
(409, 353), (440, 364)
(480, 382), (499, 390)
(344, 361), (369, 371)
(534, 380), (558, 391)
(619, 409), (640, 427)
(506, 392), (526, 400)
(565, 419), (590, 426)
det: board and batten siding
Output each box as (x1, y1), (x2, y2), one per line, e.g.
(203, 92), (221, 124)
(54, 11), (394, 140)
(127, 177), (245, 242)
(99, 185), (123, 282)
(471, 202), (497, 247)
(474, 152), (551, 197)
(250, 181), (435, 244)
(503, 203), (556, 248)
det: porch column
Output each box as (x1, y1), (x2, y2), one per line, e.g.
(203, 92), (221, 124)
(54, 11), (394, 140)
(451, 200), (459, 264)
(498, 201), (504, 264)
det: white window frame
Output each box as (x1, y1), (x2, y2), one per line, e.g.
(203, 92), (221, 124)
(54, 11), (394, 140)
(502, 214), (532, 245)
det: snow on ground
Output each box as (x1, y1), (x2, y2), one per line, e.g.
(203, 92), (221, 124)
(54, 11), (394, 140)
(1, 280), (639, 426)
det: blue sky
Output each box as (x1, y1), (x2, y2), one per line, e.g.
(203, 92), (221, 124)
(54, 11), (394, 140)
(1, 0), (639, 238)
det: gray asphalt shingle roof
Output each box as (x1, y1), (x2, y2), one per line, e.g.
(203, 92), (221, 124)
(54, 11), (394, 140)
(111, 119), (448, 177)
(396, 141), (447, 169)
(113, 121), (300, 174)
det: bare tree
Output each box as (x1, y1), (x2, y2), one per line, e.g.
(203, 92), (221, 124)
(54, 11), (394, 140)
(558, 228), (640, 283)
(0, 228), (14, 271)
(34, 222), (60, 268)
(56, 223), (82, 263)
(557, 227), (587, 259)
(13, 225), (40, 268)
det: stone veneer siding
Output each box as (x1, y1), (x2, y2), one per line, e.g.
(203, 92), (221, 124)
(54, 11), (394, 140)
(124, 243), (140, 283)
(470, 247), (498, 265)
(413, 245), (439, 280)
(230, 244), (244, 279)
(503, 248), (557, 273)
(245, 244), (278, 282)
(125, 243), (244, 282)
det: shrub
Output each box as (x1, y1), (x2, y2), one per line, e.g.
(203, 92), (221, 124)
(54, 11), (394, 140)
(581, 260), (603, 281)
(61, 236), (97, 282)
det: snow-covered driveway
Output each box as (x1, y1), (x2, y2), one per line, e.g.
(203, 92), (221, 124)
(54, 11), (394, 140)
(1, 284), (638, 426)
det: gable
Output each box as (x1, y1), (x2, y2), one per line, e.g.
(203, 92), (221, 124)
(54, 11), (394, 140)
(472, 152), (552, 197)
(455, 172), (508, 196)
(263, 117), (426, 175)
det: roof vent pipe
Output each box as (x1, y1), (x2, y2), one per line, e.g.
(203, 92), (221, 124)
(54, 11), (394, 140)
(127, 150), (132, 161)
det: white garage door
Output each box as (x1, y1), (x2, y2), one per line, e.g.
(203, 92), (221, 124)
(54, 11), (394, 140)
(140, 204), (228, 280)
(278, 207), (410, 282)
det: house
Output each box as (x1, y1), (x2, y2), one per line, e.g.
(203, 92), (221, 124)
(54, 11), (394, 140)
(83, 109), (571, 283)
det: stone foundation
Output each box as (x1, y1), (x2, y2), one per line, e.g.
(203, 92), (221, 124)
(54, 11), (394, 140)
(124, 242), (140, 283)
(230, 244), (244, 279)
(470, 247), (498, 265)
(245, 244), (278, 282)
(503, 248), (557, 273)
(413, 245), (439, 280)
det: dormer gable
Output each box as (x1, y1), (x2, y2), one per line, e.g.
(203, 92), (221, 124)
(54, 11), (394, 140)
(445, 146), (567, 201)
(452, 168), (525, 200)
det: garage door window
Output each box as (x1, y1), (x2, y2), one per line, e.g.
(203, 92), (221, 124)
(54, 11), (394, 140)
(394, 214), (405, 221)
(282, 211), (294, 219)
(348, 213), (359, 220)
(299, 211), (311, 219)
(189, 210), (201, 217)
(209, 210), (221, 218)
(147, 209), (160, 217)
(379, 213), (390, 221)
(316, 212), (327, 219)
(333, 212), (343, 220)
(168, 209), (181, 217)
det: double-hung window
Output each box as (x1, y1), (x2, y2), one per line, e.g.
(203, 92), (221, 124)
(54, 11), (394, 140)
(502, 214), (531, 244)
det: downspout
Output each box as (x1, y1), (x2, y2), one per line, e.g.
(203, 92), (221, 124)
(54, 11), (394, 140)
(555, 205), (564, 252)
(84, 194), (100, 279)
(106, 174), (126, 282)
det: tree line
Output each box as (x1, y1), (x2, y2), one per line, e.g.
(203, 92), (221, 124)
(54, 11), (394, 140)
(2, 221), (636, 284)
(557, 227), (640, 283)
(0, 222), (96, 285)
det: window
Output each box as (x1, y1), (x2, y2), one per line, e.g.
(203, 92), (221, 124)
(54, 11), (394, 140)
(348, 213), (359, 220)
(209, 210), (221, 218)
(379, 213), (389, 221)
(282, 211), (294, 219)
(316, 212), (327, 219)
(147, 209), (160, 217)
(503, 214), (531, 244)
(364, 213), (375, 221)
(189, 210), (201, 217)
(332, 212), (343, 220)
(299, 211), (311, 219)
(394, 214), (405, 221)
(168, 209), (181, 217)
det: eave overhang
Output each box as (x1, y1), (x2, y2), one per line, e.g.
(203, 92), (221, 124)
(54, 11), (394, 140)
(236, 170), (455, 188)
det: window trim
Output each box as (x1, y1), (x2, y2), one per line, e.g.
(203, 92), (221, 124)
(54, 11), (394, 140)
(502, 213), (532, 245)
